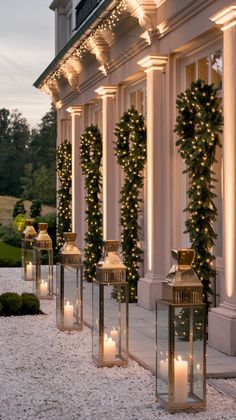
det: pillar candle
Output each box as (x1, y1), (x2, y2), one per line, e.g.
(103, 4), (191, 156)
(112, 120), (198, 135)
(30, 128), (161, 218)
(26, 262), (32, 280)
(103, 333), (116, 361)
(174, 356), (188, 403)
(40, 280), (48, 297)
(64, 301), (74, 326)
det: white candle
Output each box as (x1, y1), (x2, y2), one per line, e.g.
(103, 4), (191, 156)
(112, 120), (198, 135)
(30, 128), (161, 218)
(103, 333), (116, 361)
(26, 262), (32, 280)
(40, 280), (48, 297)
(159, 358), (168, 379)
(174, 356), (188, 403)
(64, 301), (74, 327)
(110, 326), (118, 344)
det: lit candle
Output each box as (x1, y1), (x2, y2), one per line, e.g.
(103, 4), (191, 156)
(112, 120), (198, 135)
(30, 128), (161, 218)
(159, 358), (168, 379)
(64, 301), (74, 327)
(103, 333), (116, 361)
(110, 326), (118, 344)
(40, 280), (48, 297)
(26, 262), (32, 280)
(174, 356), (188, 403)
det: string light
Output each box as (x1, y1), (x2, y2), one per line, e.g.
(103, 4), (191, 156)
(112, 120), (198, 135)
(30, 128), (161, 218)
(80, 125), (103, 282)
(175, 79), (223, 305)
(114, 107), (146, 302)
(56, 140), (72, 250)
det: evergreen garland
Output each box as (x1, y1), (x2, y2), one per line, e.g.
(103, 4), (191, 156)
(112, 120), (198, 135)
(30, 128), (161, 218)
(175, 79), (223, 303)
(56, 140), (72, 250)
(114, 107), (147, 302)
(80, 125), (103, 282)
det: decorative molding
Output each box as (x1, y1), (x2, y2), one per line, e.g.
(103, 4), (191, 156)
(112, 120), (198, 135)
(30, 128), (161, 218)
(66, 106), (83, 116)
(95, 85), (118, 99)
(138, 54), (168, 72)
(210, 3), (236, 31)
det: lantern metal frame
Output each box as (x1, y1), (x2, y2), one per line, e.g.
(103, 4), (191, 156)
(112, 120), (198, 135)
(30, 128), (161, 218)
(33, 223), (53, 300)
(21, 219), (36, 281)
(92, 240), (129, 367)
(56, 232), (83, 331)
(156, 249), (207, 413)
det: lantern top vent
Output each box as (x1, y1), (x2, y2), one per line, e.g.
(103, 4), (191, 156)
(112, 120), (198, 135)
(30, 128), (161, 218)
(59, 232), (82, 265)
(35, 223), (52, 249)
(23, 219), (36, 240)
(162, 249), (203, 304)
(96, 240), (126, 283)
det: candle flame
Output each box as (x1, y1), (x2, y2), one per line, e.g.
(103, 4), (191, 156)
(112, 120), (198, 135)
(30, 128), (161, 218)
(104, 333), (108, 341)
(66, 301), (69, 306)
(177, 355), (182, 362)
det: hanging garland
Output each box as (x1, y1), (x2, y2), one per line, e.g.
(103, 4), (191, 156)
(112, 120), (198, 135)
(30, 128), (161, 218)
(56, 140), (72, 250)
(80, 125), (103, 282)
(174, 79), (223, 304)
(114, 107), (147, 302)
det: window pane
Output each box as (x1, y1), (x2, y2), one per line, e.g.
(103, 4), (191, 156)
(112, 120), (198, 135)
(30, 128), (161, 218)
(130, 92), (136, 108)
(211, 50), (222, 90)
(186, 63), (196, 88)
(198, 57), (208, 83)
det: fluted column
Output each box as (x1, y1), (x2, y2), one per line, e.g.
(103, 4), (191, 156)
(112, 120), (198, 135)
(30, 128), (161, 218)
(209, 4), (236, 355)
(66, 106), (85, 248)
(137, 54), (169, 309)
(95, 85), (118, 240)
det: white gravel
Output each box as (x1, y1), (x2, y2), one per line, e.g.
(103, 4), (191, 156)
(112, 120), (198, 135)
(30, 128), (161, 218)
(0, 268), (236, 420)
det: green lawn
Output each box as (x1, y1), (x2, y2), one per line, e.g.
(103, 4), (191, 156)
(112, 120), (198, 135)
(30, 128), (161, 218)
(0, 242), (21, 267)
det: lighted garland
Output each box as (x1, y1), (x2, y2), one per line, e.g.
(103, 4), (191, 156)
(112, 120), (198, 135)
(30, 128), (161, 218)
(56, 140), (72, 250)
(175, 79), (223, 304)
(80, 125), (103, 282)
(114, 107), (147, 302)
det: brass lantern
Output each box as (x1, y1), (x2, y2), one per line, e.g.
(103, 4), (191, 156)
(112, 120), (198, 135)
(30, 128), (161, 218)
(156, 249), (206, 413)
(56, 232), (83, 331)
(92, 240), (129, 367)
(33, 223), (53, 300)
(22, 219), (36, 281)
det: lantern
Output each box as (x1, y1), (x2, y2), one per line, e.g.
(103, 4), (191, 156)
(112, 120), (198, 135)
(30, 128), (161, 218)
(92, 240), (129, 367)
(22, 219), (36, 281)
(156, 249), (206, 413)
(33, 223), (53, 300)
(56, 232), (83, 331)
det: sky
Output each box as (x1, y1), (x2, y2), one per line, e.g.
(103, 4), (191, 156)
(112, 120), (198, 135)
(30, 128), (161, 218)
(0, 0), (55, 128)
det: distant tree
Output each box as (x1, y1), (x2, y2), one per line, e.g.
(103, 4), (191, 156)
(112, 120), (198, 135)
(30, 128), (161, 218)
(0, 109), (30, 197)
(12, 200), (26, 218)
(30, 200), (42, 218)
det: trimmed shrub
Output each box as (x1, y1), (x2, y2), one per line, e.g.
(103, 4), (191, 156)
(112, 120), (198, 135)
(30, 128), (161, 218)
(0, 224), (22, 248)
(30, 200), (42, 218)
(12, 200), (26, 218)
(0, 302), (3, 315)
(0, 292), (22, 316)
(21, 293), (40, 315)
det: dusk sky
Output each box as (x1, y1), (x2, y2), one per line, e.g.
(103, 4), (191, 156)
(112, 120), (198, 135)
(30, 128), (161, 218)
(0, 0), (54, 128)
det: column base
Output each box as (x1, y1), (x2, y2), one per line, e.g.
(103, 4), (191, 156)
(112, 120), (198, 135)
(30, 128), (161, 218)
(208, 302), (236, 355)
(138, 275), (164, 310)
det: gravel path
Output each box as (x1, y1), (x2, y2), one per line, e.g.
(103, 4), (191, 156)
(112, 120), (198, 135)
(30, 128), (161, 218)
(0, 268), (236, 420)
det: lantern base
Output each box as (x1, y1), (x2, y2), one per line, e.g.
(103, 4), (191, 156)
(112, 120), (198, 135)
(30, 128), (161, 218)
(37, 295), (54, 301)
(156, 393), (206, 414)
(58, 324), (83, 332)
(92, 355), (128, 368)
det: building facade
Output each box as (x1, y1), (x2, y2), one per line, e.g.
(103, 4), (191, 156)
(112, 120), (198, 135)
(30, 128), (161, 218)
(35, 0), (236, 355)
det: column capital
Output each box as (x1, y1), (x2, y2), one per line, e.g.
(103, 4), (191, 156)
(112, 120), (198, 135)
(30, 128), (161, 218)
(210, 3), (236, 31)
(95, 85), (117, 99)
(66, 106), (83, 116)
(137, 54), (168, 72)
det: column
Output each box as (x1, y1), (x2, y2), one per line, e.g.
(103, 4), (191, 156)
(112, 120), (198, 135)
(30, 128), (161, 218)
(209, 5), (236, 355)
(66, 106), (85, 249)
(137, 55), (170, 310)
(95, 85), (118, 240)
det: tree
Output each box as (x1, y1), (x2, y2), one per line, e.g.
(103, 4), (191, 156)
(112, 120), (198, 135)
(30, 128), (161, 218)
(0, 109), (30, 197)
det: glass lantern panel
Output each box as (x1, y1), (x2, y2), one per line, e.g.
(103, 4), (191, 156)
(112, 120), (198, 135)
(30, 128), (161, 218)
(92, 281), (100, 360)
(156, 301), (169, 402)
(103, 283), (128, 364)
(173, 305), (205, 406)
(22, 239), (34, 280)
(33, 248), (53, 299)
(56, 264), (82, 330)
